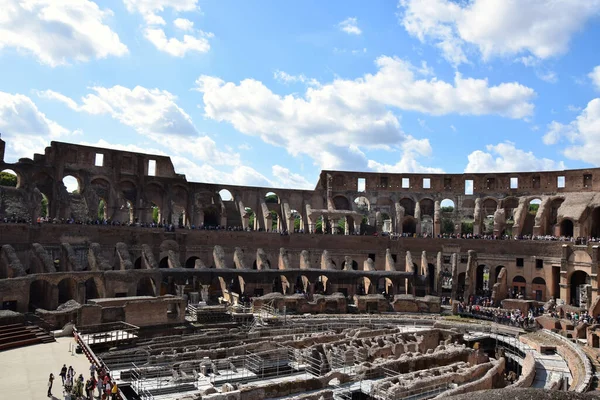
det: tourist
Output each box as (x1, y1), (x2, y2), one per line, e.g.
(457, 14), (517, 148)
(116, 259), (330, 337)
(103, 380), (111, 400)
(47, 373), (54, 397)
(111, 381), (118, 400)
(85, 379), (93, 400)
(89, 363), (96, 378)
(60, 364), (67, 385)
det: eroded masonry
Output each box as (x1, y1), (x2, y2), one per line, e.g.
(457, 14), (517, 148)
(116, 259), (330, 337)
(2, 139), (600, 399)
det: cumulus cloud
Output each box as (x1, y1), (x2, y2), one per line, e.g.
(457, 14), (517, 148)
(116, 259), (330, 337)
(123, 0), (212, 56)
(590, 66), (600, 91)
(398, 0), (600, 66)
(544, 98), (600, 165)
(465, 142), (565, 172)
(0, 0), (128, 66)
(38, 86), (238, 166)
(144, 27), (211, 56)
(0, 91), (76, 161)
(195, 56), (535, 170)
(271, 165), (314, 189)
(338, 17), (362, 35)
(174, 17), (194, 31)
(273, 70), (319, 86)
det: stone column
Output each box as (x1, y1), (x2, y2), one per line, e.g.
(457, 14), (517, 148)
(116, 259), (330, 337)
(330, 219), (337, 234)
(344, 216), (350, 235)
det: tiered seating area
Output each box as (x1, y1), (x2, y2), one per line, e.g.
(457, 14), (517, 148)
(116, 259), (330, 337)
(0, 323), (55, 351)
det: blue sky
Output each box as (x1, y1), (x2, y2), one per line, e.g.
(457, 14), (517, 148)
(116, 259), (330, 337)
(1, 0), (600, 192)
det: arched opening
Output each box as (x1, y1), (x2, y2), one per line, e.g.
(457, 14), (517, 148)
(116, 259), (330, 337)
(591, 207), (600, 238)
(265, 192), (279, 204)
(270, 210), (279, 231)
(441, 199), (455, 212)
(512, 275), (526, 298)
(316, 275), (331, 295)
(84, 278), (99, 303)
(356, 277), (369, 295)
(58, 277), (77, 305)
(137, 277), (156, 296)
(219, 189), (233, 202)
(420, 199), (434, 217)
(399, 198), (415, 216)
(203, 207), (219, 227)
(97, 197), (108, 221)
(134, 257), (142, 269)
(151, 203), (161, 224)
(377, 277), (393, 295)
(29, 280), (53, 311)
(549, 198), (565, 233)
(560, 219), (574, 237)
(570, 270), (591, 307)
(0, 169), (20, 188)
(520, 198), (541, 236)
(354, 196), (370, 212)
(244, 207), (256, 230)
(62, 175), (81, 194)
(39, 192), (50, 218)
(421, 215), (433, 236)
(159, 257), (170, 269)
(228, 277), (242, 295)
(441, 268), (452, 294)
(185, 256), (199, 269)
(495, 266), (505, 284)
(532, 277), (546, 301)
(457, 272), (466, 298)
(272, 276), (283, 294)
(482, 198), (497, 218)
(296, 275), (310, 293)
(342, 259), (359, 271)
(476, 265), (490, 294)
(291, 209), (302, 232)
(172, 204), (187, 227)
(428, 263), (435, 293)
(333, 196), (351, 210)
(402, 217), (416, 235)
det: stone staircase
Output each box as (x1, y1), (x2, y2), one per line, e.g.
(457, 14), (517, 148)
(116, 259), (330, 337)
(0, 322), (55, 351)
(580, 345), (600, 391)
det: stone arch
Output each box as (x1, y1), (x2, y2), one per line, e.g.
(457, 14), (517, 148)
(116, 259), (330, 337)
(244, 206), (257, 230)
(0, 169), (21, 188)
(342, 259), (359, 270)
(476, 265), (490, 293)
(532, 277), (546, 301)
(590, 207), (600, 238)
(482, 198), (497, 217)
(549, 198), (565, 229)
(203, 206), (220, 227)
(419, 198), (434, 217)
(316, 275), (331, 294)
(265, 191), (279, 204)
(159, 257), (170, 269)
(62, 174), (82, 193)
(512, 275), (526, 297)
(399, 198), (415, 217)
(333, 195), (351, 210)
(441, 198), (455, 211)
(296, 275), (310, 293)
(402, 216), (417, 235)
(185, 256), (200, 268)
(377, 277), (393, 295)
(219, 189), (233, 202)
(137, 276), (157, 296)
(570, 270), (591, 306)
(354, 196), (370, 212)
(560, 219), (574, 237)
(84, 277), (100, 303)
(29, 279), (54, 311)
(134, 257), (142, 269)
(356, 276), (371, 295)
(58, 277), (78, 305)
(145, 182), (165, 223)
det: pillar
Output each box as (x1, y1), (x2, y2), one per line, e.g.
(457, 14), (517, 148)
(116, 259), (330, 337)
(344, 216), (350, 235)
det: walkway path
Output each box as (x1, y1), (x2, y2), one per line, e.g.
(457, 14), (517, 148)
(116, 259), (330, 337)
(0, 336), (92, 400)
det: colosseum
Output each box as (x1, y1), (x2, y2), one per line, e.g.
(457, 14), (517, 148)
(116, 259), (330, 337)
(2, 138), (600, 399)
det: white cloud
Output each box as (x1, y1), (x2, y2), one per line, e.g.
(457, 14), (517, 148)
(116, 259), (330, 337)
(398, 0), (600, 66)
(273, 70), (319, 86)
(450, 124), (457, 132)
(0, 0), (128, 67)
(271, 165), (313, 189)
(196, 56), (535, 171)
(544, 98), (600, 165)
(123, 0), (212, 56)
(39, 86), (238, 166)
(537, 70), (558, 83)
(238, 143), (252, 151)
(590, 66), (600, 91)
(367, 138), (444, 173)
(0, 91), (75, 161)
(123, 0), (198, 24)
(567, 105), (582, 112)
(338, 17), (362, 35)
(174, 17), (194, 31)
(144, 27), (210, 56)
(465, 142), (565, 172)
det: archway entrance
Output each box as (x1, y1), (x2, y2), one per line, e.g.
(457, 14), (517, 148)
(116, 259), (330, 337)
(402, 218), (416, 235)
(137, 277), (156, 296)
(561, 219), (574, 237)
(185, 256), (199, 268)
(29, 280), (54, 311)
(570, 270), (591, 307)
(84, 278), (99, 303)
(532, 277), (546, 301)
(512, 276), (526, 298)
(476, 265), (490, 295)
(58, 278), (77, 305)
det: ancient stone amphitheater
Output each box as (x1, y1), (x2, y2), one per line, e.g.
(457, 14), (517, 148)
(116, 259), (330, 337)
(2, 139), (600, 399)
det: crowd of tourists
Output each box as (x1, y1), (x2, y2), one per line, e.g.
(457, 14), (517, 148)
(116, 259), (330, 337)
(48, 363), (118, 399)
(457, 304), (538, 329)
